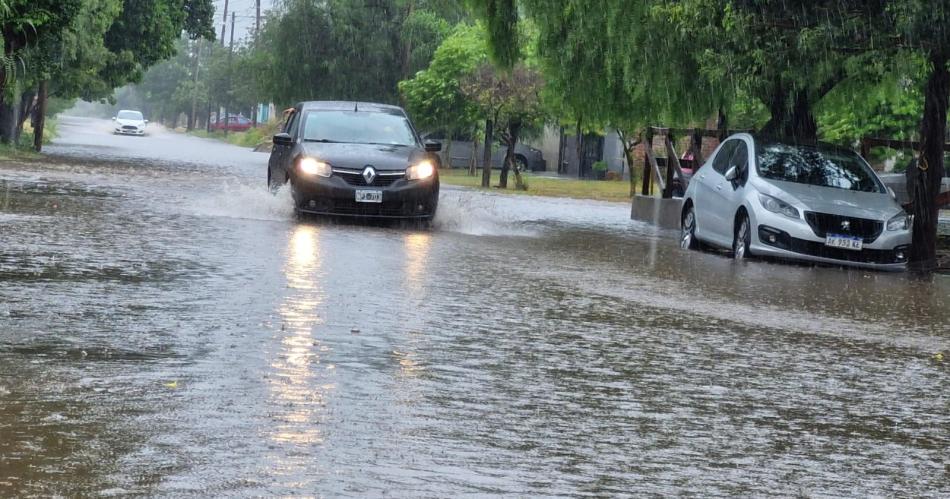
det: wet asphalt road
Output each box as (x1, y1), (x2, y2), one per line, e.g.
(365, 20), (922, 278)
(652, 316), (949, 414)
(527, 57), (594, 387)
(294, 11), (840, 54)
(0, 116), (948, 497)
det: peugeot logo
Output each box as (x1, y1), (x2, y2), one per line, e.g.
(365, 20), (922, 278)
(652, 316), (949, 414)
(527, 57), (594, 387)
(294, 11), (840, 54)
(841, 220), (851, 231)
(362, 166), (377, 185)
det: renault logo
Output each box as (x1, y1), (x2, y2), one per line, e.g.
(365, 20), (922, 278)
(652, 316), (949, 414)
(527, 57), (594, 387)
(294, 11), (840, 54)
(841, 220), (851, 231)
(362, 166), (377, 185)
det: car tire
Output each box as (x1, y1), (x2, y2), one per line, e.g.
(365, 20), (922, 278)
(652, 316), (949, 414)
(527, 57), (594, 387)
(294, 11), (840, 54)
(515, 156), (529, 172)
(733, 212), (752, 260)
(681, 205), (698, 250)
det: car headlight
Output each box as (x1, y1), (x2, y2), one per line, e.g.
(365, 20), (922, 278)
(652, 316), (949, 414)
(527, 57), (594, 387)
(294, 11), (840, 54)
(298, 157), (331, 177)
(758, 193), (799, 219)
(406, 160), (435, 180)
(886, 212), (913, 231)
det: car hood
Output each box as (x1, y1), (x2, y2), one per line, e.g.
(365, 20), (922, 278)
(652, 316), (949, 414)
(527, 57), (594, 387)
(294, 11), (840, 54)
(755, 178), (903, 220)
(116, 119), (145, 127)
(300, 142), (426, 171)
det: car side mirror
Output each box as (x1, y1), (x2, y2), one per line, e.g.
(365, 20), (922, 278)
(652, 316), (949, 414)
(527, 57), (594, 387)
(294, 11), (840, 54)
(111, 117), (116, 121)
(724, 165), (738, 181)
(424, 140), (442, 152)
(273, 132), (293, 146)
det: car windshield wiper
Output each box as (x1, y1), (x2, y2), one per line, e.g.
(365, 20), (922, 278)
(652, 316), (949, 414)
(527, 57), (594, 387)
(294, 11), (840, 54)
(361, 142), (411, 147)
(304, 138), (349, 143)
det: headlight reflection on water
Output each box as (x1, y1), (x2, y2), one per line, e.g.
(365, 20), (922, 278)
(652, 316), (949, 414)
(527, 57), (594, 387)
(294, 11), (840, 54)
(271, 224), (331, 449)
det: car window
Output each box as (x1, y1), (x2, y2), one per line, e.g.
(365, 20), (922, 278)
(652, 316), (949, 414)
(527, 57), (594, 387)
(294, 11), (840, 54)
(286, 110), (300, 137)
(117, 110), (143, 121)
(712, 139), (738, 175)
(756, 142), (885, 193)
(301, 110), (417, 146)
(731, 141), (749, 182)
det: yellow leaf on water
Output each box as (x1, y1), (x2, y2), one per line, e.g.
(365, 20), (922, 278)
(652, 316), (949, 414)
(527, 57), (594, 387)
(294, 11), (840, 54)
(163, 381), (179, 389)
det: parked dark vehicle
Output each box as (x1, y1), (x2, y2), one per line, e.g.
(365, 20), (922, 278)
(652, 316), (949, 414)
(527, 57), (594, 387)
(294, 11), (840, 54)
(211, 114), (253, 132)
(267, 101), (440, 220)
(424, 131), (546, 172)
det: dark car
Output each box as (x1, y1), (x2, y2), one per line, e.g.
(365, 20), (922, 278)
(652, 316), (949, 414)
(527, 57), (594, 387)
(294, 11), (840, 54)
(423, 131), (546, 172)
(267, 101), (441, 220)
(211, 114), (253, 132)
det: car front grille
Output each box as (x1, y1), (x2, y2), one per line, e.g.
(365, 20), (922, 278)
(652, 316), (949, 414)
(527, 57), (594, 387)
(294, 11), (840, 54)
(788, 237), (907, 264)
(333, 170), (403, 187)
(122, 125), (138, 130)
(804, 211), (883, 243)
(301, 199), (432, 218)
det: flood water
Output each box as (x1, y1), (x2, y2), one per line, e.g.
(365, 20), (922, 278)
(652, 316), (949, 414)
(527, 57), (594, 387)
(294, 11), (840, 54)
(1, 116), (948, 497)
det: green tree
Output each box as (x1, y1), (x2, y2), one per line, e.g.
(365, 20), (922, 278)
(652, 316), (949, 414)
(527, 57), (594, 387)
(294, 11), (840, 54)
(461, 62), (545, 190)
(399, 23), (486, 172)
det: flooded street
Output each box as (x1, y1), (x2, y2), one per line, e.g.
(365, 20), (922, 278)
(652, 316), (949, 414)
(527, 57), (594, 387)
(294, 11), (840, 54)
(1, 116), (948, 496)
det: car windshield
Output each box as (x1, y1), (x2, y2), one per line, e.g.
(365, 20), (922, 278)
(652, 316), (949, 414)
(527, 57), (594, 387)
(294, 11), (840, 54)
(756, 143), (884, 193)
(117, 111), (143, 121)
(302, 110), (417, 146)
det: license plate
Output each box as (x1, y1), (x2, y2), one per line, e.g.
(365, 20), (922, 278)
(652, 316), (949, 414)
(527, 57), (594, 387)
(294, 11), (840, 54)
(825, 233), (863, 251)
(355, 190), (382, 203)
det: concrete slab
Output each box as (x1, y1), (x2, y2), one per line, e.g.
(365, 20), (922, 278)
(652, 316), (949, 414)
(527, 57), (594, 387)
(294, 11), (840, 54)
(631, 195), (684, 230)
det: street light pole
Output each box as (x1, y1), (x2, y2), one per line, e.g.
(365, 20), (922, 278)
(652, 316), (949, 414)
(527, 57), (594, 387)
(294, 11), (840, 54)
(220, 0), (229, 47)
(224, 11), (235, 138)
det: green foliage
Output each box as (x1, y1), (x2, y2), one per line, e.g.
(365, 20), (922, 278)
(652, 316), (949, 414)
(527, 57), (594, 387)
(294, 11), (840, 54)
(247, 0), (457, 107)
(399, 23), (487, 136)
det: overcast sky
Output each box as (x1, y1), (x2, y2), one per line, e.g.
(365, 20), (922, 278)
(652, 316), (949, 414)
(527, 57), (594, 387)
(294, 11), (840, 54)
(212, 0), (276, 44)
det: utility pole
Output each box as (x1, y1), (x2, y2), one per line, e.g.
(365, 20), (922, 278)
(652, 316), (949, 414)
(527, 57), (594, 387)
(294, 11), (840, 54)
(220, 0), (229, 47)
(189, 39), (201, 131)
(224, 11), (235, 137)
(253, 0), (262, 128)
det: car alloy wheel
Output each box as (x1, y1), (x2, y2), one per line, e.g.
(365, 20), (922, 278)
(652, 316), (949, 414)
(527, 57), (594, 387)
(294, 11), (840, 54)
(681, 206), (697, 250)
(733, 213), (751, 260)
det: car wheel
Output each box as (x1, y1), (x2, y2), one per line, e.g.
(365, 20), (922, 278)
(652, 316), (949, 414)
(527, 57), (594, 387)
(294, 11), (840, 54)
(515, 156), (529, 172)
(733, 212), (752, 260)
(681, 205), (698, 250)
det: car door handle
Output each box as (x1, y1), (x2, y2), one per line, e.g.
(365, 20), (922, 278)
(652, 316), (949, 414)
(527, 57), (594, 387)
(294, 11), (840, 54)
(716, 184), (723, 190)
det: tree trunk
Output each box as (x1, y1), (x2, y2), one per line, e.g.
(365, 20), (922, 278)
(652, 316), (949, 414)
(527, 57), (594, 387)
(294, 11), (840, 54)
(618, 129), (640, 198)
(481, 118), (493, 188)
(760, 86), (818, 141)
(442, 133), (453, 169)
(574, 119), (583, 178)
(716, 106), (728, 142)
(500, 120), (524, 190)
(468, 133), (479, 176)
(909, 55), (949, 270)
(0, 94), (19, 146)
(16, 87), (36, 143)
(33, 80), (48, 152)
(498, 135), (510, 189)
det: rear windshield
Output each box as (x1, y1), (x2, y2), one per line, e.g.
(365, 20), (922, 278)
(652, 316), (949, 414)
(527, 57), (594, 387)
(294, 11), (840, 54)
(117, 110), (143, 121)
(756, 143), (884, 193)
(302, 110), (417, 146)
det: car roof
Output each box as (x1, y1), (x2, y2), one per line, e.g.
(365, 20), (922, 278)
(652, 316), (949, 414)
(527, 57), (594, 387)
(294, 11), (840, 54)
(297, 101), (406, 116)
(720, 133), (860, 156)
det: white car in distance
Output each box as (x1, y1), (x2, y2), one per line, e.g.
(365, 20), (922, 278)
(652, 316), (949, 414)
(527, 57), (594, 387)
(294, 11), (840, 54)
(113, 110), (148, 136)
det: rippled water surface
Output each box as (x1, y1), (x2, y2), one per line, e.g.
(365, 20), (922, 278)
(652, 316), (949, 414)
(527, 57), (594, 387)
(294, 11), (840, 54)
(1, 117), (948, 497)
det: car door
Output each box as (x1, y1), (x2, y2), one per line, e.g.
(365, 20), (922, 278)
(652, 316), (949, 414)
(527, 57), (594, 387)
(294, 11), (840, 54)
(693, 139), (737, 246)
(269, 109), (299, 181)
(709, 139), (751, 241)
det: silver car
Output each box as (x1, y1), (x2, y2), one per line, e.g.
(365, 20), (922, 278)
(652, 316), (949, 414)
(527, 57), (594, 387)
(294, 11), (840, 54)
(680, 134), (913, 270)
